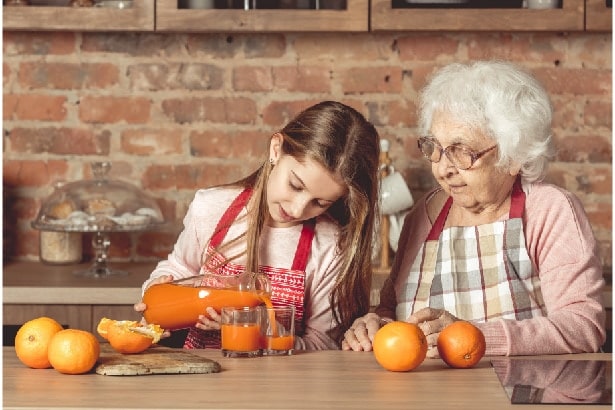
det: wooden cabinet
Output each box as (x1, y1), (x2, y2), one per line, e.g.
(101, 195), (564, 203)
(585, 0), (613, 31)
(3, 0), (610, 32)
(3, 304), (141, 343)
(156, 0), (368, 32)
(371, 0), (585, 31)
(3, 0), (154, 31)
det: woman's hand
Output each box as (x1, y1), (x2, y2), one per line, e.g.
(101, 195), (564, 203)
(195, 307), (222, 331)
(407, 307), (459, 358)
(341, 313), (390, 351)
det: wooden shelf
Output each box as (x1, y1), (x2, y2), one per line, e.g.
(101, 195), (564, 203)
(3, 0), (154, 31)
(371, 0), (585, 32)
(155, 0), (368, 32)
(585, 0), (612, 31)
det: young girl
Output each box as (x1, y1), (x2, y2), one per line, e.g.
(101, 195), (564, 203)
(135, 101), (381, 350)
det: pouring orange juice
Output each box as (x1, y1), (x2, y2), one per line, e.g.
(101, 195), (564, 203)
(142, 271), (271, 330)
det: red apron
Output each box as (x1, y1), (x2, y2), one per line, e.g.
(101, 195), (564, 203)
(184, 188), (315, 349)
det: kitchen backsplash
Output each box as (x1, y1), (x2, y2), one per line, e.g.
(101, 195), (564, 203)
(2, 30), (612, 273)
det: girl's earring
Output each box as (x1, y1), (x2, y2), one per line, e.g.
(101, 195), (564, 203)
(269, 158), (275, 166)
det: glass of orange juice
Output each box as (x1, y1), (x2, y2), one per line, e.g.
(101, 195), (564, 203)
(220, 307), (263, 358)
(261, 305), (295, 356)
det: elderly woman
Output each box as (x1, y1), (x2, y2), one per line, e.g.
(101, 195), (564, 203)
(343, 60), (606, 357)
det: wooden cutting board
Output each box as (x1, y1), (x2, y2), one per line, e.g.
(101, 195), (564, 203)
(96, 344), (222, 376)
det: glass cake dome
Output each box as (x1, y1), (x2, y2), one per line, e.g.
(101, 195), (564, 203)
(32, 162), (164, 232)
(32, 162), (164, 277)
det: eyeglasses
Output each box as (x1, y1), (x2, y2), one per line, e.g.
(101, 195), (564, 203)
(417, 136), (498, 170)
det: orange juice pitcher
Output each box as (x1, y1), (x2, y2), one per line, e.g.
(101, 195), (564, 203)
(142, 272), (271, 330)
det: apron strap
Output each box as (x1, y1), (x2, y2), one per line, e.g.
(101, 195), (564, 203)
(291, 218), (316, 271)
(426, 176), (525, 241)
(427, 196), (452, 241)
(508, 177), (525, 219)
(209, 188), (252, 248)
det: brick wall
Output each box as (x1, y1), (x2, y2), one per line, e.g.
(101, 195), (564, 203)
(3, 31), (612, 272)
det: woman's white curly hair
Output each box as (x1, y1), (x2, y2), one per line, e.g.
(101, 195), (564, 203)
(418, 60), (556, 184)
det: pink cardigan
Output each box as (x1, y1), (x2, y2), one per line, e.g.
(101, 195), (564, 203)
(376, 182), (606, 356)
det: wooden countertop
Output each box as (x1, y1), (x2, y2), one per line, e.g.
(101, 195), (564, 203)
(2, 261), (155, 305)
(3, 347), (611, 410)
(3, 261), (610, 309)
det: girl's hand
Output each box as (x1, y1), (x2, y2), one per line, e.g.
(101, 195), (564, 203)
(407, 307), (459, 358)
(134, 275), (174, 339)
(195, 307), (222, 331)
(134, 275), (174, 313)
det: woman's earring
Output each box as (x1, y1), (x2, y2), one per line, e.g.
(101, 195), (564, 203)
(269, 158), (275, 166)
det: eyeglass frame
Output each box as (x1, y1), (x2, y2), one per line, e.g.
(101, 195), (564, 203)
(417, 136), (498, 170)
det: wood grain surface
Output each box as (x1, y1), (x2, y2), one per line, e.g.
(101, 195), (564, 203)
(96, 344), (221, 376)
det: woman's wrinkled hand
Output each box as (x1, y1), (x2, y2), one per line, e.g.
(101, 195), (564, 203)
(341, 313), (390, 351)
(195, 307), (222, 331)
(407, 307), (459, 358)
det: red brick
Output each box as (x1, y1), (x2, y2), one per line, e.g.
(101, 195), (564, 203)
(190, 130), (268, 159)
(262, 100), (322, 127)
(233, 66), (273, 92)
(3, 32), (76, 56)
(161, 97), (256, 124)
(7, 128), (110, 155)
(121, 129), (183, 156)
(3, 63), (11, 87)
(18, 62), (119, 90)
(467, 33), (566, 63)
(584, 100), (612, 128)
(553, 134), (611, 163)
(14, 230), (39, 260)
(397, 34), (460, 61)
(127, 63), (224, 91)
(142, 165), (177, 191)
(136, 232), (178, 259)
(272, 66), (331, 93)
(293, 33), (386, 61)
(80, 96), (150, 124)
(339, 67), (402, 94)
(6, 94), (68, 121)
(534, 67), (611, 96)
(3, 160), (69, 188)
(3, 94), (18, 121)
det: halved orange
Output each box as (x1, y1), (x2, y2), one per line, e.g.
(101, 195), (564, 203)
(105, 320), (163, 354)
(96, 317), (139, 341)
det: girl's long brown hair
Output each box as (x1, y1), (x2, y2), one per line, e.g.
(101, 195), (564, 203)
(206, 101), (380, 344)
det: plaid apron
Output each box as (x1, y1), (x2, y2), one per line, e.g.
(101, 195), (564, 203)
(184, 188), (314, 349)
(395, 179), (546, 322)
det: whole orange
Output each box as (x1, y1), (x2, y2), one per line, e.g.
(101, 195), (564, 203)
(48, 329), (100, 374)
(14, 316), (63, 369)
(437, 321), (486, 369)
(106, 320), (163, 354)
(373, 321), (427, 372)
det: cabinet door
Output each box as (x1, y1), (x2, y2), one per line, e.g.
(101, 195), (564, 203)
(585, 0), (612, 31)
(371, 0), (585, 31)
(3, 0), (155, 31)
(155, 0), (368, 32)
(3, 304), (91, 346)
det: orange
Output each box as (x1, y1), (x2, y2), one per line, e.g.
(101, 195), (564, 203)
(48, 329), (100, 375)
(437, 321), (486, 369)
(96, 317), (138, 341)
(372, 321), (427, 372)
(14, 316), (64, 369)
(105, 320), (163, 354)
